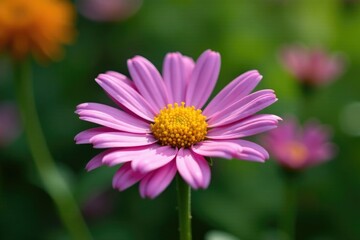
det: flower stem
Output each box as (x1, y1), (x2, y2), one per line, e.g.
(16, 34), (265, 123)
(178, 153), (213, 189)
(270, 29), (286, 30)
(280, 171), (298, 240)
(13, 60), (92, 240)
(176, 175), (192, 240)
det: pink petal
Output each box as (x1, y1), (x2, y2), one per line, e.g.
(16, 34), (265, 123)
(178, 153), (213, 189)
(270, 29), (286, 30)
(127, 56), (169, 110)
(207, 90), (277, 127)
(85, 150), (111, 171)
(112, 163), (145, 191)
(236, 140), (269, 161)
(74, 127), (112, 144)
(105, 71), (137, 89)
(131, 146), (177, 173)
(192, 140), (243, 159)
(323, 55), (343, 81)
(307, 142), (335, 165)
(176, 148), (211, 189)
(163, 52), (194, 104)
(90, 132), (157, 148)
(203, 70), (262, 118)
(185, 50), (221, 109)
(207, 114), (281, 139)
(96, 73), (156, 122)
(101, 72), (141, 116)
(192, 139), (268, 162)
(303, 121), (331, 146)
(139, 161), (177, 199)
(76, 102), (150, 133)
(182, 56), (195, 84)
(281, 46), (308, 79)
(102, 146), (152, 166)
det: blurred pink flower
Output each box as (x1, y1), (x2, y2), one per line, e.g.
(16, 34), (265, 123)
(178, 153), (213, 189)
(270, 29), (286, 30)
(280, 45), (344, 86)
(77, 0), (142, 22)
(75, 50), (280, 199)
(0, 102), (21, 147)
(262, 118), (335, 170)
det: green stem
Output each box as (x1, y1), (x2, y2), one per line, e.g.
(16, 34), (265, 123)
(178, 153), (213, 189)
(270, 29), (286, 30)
(176, 175), (192, 240)
(280, 172), (297, 240)
(13, 60), (92, 240)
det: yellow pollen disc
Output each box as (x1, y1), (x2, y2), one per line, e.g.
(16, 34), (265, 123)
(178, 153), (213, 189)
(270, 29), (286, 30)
(151, 102), (208, 148)
(287, 141), (308, 165)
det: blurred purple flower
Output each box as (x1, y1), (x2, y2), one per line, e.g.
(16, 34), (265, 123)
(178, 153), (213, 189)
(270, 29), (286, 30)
(280, 45), (344, 86)
(262, 118), (335, 170)
(0, 102), (21, 147)
(77, 0), (142, 22)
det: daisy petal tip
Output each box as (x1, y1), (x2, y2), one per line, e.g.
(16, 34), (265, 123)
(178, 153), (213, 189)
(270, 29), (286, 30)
(184, 177), (206, 190)
(263, 151), (270, 160)
(256, 147), (270, 161)
(111, 175), (119, 189)
(147, 194), (157, 200)
(105, 71), (126, 78)
(129, 55), (146, 64)
(94, 77), (104, 86)
(85, 164), (97, 172)
(112, 178), (125, 192)
(96, 73), (107, 80)
(139, 191), (147, 199)
(199, 179), (210, 189)
(166, 52), (181, 58)
(73, 136), (80, 143)
(75, 105), (85, 113)
(76, 102), (88, 109)
(85, 165), (92, 172)
(112, 183), (121, 192)
(74, 134), (85, 144)
(188, 183), (199, 190)
(245, 70), (262, 82)
(96, 73), (113, 83)
(139, 190), (145, 198)
(127, 58), (134, 66)
(212, 51), (221, 60)
(251, 156), (267, 163)
(206, 49), (219, 54)
(140, 191), (158, 199)
(200, 49), (220, 60)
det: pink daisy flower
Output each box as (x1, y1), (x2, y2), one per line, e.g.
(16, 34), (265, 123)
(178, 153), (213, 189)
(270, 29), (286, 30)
(75, 50), (280, 199)
(280, 45), (344, 86)
(262, 118), (335, 170)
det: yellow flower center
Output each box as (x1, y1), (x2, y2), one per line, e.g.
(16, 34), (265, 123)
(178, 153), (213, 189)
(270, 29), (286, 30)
(151, 102), (208, 148)
(287, 141), (308, 165)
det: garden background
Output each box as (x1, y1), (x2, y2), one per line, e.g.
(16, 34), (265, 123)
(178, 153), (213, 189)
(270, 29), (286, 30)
(1, 0), (360, 239)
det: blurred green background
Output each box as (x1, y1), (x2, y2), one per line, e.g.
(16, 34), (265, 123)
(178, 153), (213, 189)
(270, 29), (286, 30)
(1, 0), (360, 239)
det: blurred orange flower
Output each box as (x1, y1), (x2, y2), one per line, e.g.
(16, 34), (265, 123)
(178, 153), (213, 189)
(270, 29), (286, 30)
(0, 0), (75, 61)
